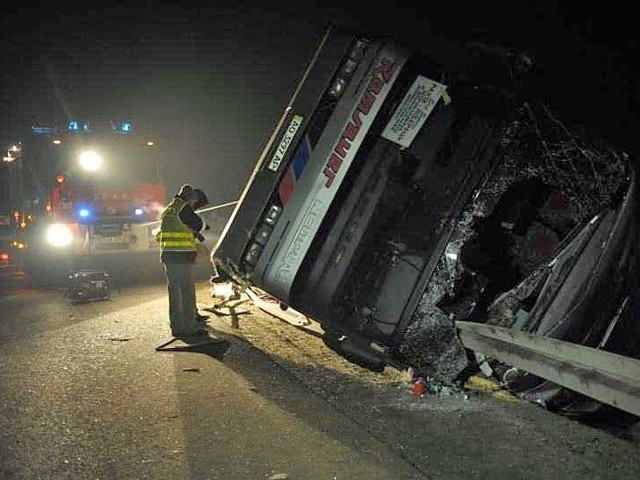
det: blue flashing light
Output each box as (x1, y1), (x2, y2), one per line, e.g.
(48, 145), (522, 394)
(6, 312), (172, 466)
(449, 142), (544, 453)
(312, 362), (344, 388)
(32, 126), (56, 135)
(134, 208), (144, 216)
(69, 121), (79, 131)
(120, 122), (132, 133)
(78, 208), (91, 219)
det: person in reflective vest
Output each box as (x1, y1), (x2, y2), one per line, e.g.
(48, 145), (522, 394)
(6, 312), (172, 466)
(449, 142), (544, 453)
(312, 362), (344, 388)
(158, 184), (208, 337)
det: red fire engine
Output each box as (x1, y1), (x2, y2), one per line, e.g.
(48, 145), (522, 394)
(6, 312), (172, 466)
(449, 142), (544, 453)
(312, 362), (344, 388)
(4, 121), (165, 273)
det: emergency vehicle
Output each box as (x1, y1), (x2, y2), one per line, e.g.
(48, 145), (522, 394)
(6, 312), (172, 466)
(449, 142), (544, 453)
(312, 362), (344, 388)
(4, 121), (165, 274)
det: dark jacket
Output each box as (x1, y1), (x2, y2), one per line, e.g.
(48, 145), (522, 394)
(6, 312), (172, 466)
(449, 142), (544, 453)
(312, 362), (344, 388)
(161, 195), (204, 264)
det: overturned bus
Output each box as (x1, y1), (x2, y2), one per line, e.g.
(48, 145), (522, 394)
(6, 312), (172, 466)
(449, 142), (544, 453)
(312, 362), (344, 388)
(212, 25), (638, 402)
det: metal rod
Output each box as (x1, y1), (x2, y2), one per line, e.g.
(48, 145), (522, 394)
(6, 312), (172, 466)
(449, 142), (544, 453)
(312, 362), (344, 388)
(139, 200), (239, 227)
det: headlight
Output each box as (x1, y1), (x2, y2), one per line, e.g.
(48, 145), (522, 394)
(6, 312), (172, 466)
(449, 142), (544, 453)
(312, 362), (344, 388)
(254, 224), (273, 246)
(329, 77), (348, 98)
(328, 38), (370, 100)
(264, 204), (282, 226)
(212, 282), (234, 298)
(244, 242), (263, 266)
(46, 224), (73, 248)
(79, 151), (102, 171)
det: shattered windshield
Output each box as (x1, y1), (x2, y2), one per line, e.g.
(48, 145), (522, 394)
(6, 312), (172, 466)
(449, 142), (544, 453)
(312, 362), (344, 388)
(436, 102), (628, 322)
(400, 101), (630, 380)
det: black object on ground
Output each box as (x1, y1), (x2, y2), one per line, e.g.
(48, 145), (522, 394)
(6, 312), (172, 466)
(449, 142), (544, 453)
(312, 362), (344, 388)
(65, 270), (111, 304)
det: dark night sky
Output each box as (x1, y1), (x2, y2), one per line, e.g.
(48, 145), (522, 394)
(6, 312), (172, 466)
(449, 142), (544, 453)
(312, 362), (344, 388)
(1, 2), (639, 207)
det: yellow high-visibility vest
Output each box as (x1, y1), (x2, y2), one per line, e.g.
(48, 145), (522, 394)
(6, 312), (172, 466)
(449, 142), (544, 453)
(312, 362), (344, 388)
(158, 197), (196, 252)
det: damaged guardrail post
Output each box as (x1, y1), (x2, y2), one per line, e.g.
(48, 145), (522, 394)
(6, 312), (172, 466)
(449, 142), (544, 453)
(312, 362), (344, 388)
(456, 321), (640, 417)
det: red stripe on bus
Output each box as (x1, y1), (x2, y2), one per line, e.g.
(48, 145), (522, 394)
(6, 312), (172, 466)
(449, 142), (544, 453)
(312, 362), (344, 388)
(278, 169), (295, 204)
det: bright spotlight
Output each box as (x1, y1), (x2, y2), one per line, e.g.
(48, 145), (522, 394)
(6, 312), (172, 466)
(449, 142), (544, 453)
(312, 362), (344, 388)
(134, 208), (144, 216)
(79, 151), (102, 171)
(213, 282), (235, 298)
(46, 224), (73, 248)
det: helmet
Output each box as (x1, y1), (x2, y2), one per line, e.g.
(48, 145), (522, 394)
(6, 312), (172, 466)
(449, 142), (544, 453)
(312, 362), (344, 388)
(194, 188), (209, 209)
(178, 184), (196, 201)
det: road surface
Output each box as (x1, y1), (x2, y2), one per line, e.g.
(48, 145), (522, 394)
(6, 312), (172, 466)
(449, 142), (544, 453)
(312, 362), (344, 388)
(1, 266), (639, 479)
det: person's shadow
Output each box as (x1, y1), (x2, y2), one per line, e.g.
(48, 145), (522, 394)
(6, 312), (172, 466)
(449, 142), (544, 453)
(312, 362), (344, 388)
(155, 334), (231, 361)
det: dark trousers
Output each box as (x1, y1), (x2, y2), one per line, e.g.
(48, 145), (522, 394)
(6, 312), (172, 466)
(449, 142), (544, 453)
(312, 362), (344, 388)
(163, 263), (198, 335)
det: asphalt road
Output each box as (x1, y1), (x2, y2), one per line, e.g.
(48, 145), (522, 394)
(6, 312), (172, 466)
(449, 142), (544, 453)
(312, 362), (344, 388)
(1, 267), (640, 479)
(0, 267), (425, 479)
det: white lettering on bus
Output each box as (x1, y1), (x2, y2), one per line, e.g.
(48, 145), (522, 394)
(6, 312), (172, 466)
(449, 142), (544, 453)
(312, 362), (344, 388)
(322, 59), (398, 187)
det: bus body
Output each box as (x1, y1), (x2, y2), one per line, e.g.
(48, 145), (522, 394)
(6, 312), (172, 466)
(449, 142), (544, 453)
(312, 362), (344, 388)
(213, 26), (633, 376)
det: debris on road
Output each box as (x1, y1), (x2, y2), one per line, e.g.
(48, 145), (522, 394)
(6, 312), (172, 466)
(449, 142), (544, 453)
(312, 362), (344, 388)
(181, 367), (201, 373)
(268, 473), (290, 480)
(410, 377), (426, 396)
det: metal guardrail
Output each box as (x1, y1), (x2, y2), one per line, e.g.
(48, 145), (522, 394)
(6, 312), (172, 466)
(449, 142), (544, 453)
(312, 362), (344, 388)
(457, 321), (640, 417)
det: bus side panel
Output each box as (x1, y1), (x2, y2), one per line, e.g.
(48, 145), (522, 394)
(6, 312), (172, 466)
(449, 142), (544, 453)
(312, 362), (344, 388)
(257, 43), (410, 302)
(215, 31), (354, 270)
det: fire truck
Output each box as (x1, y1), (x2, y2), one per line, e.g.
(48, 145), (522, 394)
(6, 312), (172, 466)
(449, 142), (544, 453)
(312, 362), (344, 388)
(4, 120), (165, 278)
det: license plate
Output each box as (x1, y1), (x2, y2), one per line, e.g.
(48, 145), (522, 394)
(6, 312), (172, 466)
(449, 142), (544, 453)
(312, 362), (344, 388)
(98, 237), (126, 243)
